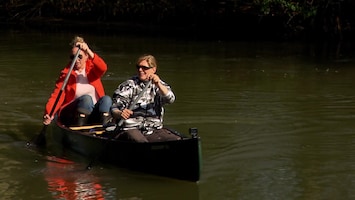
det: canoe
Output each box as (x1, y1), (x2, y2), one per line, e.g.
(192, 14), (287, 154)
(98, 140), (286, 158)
(49, 119), (202, 182)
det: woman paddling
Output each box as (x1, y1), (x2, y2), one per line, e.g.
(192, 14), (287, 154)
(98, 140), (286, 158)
(111, 54), (181, 142)
(43, 36), (112, 127)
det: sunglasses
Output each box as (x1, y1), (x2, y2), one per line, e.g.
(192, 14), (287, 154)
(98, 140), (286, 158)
(136, 65), (152, 70)
(69, 54), (83, 60)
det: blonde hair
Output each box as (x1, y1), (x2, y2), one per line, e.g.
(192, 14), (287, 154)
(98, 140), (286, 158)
(136, 54), (157, 69)
(70, 36), (85, 47)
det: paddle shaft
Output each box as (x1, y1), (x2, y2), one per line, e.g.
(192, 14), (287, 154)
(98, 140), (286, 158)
(48, 48), (81, 119)
(32, 48), (81, 146)
(117, 81), (152, 127)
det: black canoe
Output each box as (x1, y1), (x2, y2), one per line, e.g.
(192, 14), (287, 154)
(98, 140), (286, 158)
(48, 120), (202, 182)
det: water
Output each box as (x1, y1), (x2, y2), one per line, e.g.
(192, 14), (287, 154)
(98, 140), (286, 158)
(0, 29), (354, 199)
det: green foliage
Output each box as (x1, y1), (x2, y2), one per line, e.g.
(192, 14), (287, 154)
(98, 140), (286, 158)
(254, 0), (318, 23)
(1, 0), (354, 40)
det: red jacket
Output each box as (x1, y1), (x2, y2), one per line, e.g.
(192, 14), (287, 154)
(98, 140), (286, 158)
(44, 53), (107, 116)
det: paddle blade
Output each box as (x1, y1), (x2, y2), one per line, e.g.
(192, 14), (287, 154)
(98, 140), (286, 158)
(31, 125), (48, 147)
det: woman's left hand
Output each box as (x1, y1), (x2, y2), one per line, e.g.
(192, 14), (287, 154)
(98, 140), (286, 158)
(149, 74), (160, 84)
(75, 42), (94, 59)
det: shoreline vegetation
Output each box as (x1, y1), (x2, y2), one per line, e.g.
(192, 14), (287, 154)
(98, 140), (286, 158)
(1, 0), (355, 42)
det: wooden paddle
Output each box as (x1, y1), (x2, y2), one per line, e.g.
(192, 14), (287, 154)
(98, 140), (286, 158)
(30, 48), (81, 147)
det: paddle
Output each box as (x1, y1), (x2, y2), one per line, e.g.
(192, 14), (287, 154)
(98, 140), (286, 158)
(86, 80), (152, 169)
(30, 48), (81, 147)
(117, 80), (152, 127)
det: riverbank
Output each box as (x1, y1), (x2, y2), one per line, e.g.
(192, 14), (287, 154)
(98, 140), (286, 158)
(3, 16), (355, 44)
(1, 17), (299, 42)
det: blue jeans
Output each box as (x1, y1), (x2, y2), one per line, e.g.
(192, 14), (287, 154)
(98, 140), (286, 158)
(60, 95), (112, 126)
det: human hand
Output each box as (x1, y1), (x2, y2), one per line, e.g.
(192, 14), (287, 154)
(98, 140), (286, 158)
(148, 74), (161, 85)
(43, 114), (54, 125)
(121, 108), (133, 119)
(75, 42), (94, 59)
(75, 42), (89, 51)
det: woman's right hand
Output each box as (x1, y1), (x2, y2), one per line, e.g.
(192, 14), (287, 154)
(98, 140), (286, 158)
(112, 108), (133, 120)
(43, 114), (54, 125)
(120, 108), (133, 120)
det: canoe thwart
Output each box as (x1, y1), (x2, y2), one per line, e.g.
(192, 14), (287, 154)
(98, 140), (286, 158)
(69, 124), (103, 131)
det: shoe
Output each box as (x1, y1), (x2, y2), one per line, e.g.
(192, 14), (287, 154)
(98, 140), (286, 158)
(77, 113), (89, 126)
(100, 112), (111, 126)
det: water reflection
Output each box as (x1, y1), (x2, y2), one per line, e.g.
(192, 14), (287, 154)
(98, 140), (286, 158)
(44, 156), (107, 200)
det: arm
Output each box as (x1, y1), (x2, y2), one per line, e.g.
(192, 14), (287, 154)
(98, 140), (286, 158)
(90, 53), (107, 75)
(76, 41), (107, 76)
(148, 74), (175, 104)
(111, 80), (134, 120)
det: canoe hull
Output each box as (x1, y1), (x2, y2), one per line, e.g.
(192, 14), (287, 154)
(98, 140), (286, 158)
(50, 122), (201, 182)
